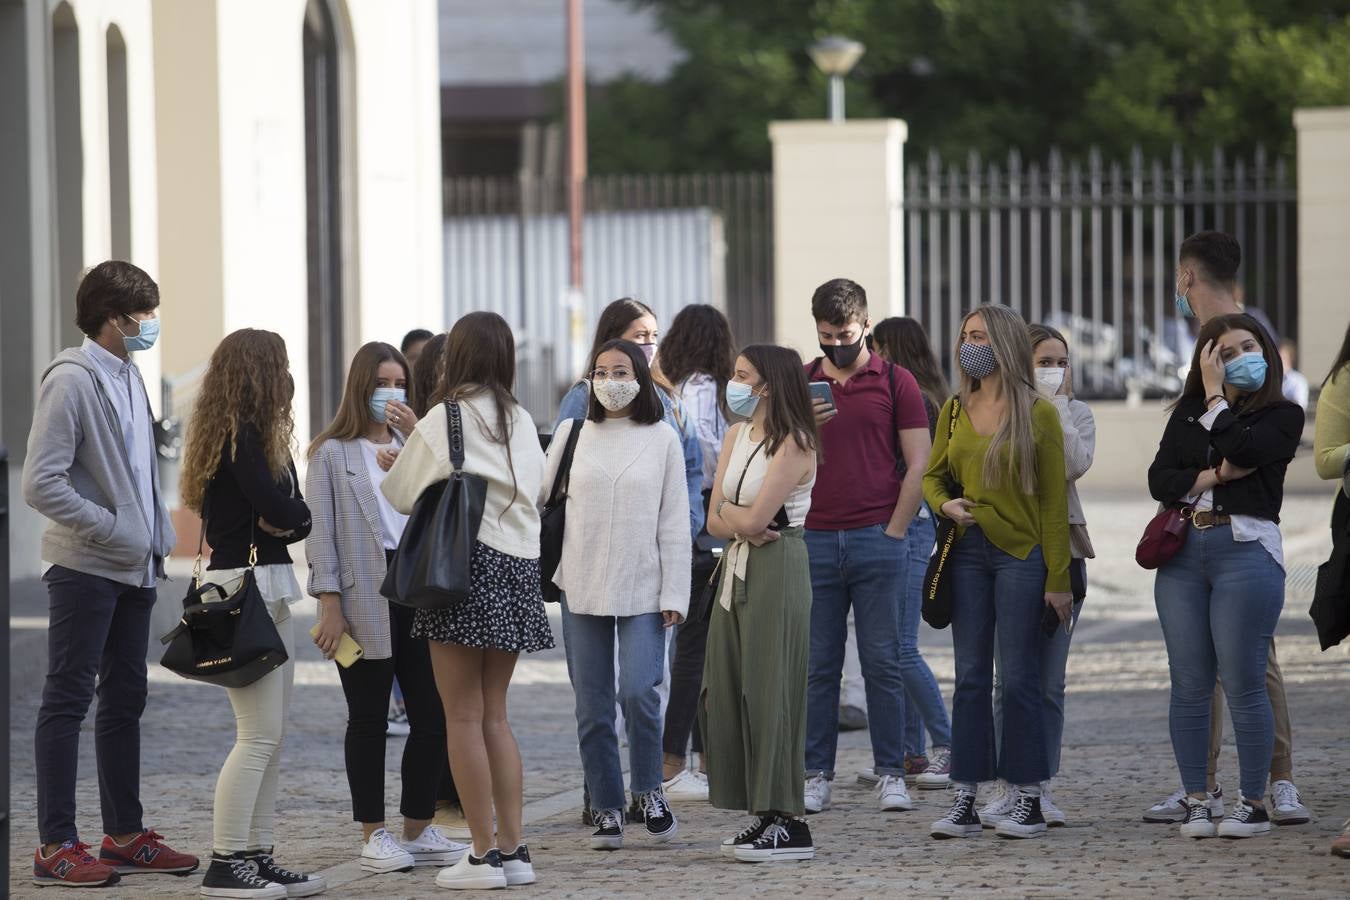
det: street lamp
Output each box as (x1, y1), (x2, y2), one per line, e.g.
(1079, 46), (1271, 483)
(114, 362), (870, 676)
(809, 35), (865, 123)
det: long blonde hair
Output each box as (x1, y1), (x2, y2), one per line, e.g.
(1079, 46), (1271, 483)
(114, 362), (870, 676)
(954, 304), (1039, 493)
(306, 342), (409, 459)
(180, 329), (296, 513)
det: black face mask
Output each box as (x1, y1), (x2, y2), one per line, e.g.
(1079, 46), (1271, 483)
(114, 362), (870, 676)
(821, 335), (865, 369)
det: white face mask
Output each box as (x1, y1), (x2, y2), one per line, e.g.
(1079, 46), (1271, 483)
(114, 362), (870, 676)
(593, 379), (641, 412)
(1034, 367), (1065, 397)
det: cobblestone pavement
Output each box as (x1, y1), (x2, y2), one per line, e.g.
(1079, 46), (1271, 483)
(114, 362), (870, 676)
(9, 492), (1350, 898)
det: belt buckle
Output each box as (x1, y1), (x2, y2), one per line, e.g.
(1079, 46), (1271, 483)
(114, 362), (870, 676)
(1192, 509), (1215, 530)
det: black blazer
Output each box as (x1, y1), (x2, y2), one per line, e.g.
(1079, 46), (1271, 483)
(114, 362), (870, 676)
(1148, 395), (1304, 523)
(204, 423), (312, 569)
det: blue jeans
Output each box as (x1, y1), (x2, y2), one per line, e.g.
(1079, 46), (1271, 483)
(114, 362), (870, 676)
(899, 509), (952, 757)
(35, 566), (155, 845)
(1154, 524), (1283, 799)
(805, 524), (908, 777)
(993, 558), (1086, 778)
(948, 526), (1051, 787)
(560, 601), (666, 811)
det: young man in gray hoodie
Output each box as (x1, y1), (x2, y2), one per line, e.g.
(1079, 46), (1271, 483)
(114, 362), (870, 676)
(23, 261), (199, 887)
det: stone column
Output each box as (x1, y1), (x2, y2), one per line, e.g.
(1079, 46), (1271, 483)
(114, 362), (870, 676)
(769, 119), (907, 358)
(1293, 106), (1350, 382)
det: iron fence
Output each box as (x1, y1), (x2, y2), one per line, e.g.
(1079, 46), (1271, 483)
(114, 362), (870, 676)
(443, 173), (773, 424)
(904, 145), (1297, 397)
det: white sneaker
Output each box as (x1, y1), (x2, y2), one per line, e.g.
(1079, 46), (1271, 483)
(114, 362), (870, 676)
(1270, 780), (1311, 825)
(979, 781), (1017, 828)
(1039, 781), (1066, 827)
(1144, 783), (1224, 823)
(661, 769), (709, 801)
(804, 774), (832, 814)
(400, 825), (468, 867)
(499, 845), (535, 886)
(856, 767), (879, 787)
(385, 709), (411, 738)
(435, 849), (507, 890)
(875, 774), (914, 811)
(360, 828), (416, 874)
(1217, 796), (1273, 839)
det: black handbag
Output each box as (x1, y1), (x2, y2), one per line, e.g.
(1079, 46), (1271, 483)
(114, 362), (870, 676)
(160, 513), (288, 688)
(1310, 489), (1350, 651)
(922, 397), (962, 630)
(540, 419), (584, 603)
(381, 400), (488, 609)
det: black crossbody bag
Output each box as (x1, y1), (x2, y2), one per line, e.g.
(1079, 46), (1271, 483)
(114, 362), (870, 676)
(921, 397), (962, 630)
(540, 418), (584, 604)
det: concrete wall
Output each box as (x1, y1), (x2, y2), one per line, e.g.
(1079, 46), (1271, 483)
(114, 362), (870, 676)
(769, 119), (906, 359)
(1293, 106), (1350, 385)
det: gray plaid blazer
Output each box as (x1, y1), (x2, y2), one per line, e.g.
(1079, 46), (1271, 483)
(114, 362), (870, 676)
(305, 437), (402, 658)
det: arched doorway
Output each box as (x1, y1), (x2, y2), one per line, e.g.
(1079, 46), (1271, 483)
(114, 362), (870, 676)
(106, 24), (130, 261)
(53, 2), (83, 350)
(303, 0), (347, 436)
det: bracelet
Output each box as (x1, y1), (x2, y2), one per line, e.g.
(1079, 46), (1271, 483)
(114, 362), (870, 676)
(716, 499), (730, 518)
(1204, 394), (1226, 409)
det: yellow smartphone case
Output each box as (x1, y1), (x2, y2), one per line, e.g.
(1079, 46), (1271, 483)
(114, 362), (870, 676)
(309, 623), (364, 668)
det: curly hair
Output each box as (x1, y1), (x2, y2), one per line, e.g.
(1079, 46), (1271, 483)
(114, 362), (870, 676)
(180, 329), (297, 513)
(654, 304), (735, 417)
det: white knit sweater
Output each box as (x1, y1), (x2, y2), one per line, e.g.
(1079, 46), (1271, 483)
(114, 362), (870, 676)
(546, 416), (691, 618)
(381, 395), (546, 559)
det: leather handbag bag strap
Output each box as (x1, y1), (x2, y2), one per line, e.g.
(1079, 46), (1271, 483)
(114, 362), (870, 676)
(546, 419), (585, 506)
(446, 399), (466, 470)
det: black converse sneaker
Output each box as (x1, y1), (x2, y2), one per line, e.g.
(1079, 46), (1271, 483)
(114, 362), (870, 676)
(245, 851), (327, 898)
(720, 817), (769, 858)
(931, 789), (982, 839)
(590, 809), (624, 851)
(733, 816), (814, 862)
(1180, 798), (1217, 839)
(637, 789), (678, 842)
(200, 853), (286, 899)
(1218, 797), (1273, 839)
(994, 790), (1048, 839)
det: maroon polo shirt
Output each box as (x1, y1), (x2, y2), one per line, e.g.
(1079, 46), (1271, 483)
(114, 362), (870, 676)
(804, 353), (930, 531)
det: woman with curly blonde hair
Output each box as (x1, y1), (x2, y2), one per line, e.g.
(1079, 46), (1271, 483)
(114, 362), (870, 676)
(180, 329), (326, 899)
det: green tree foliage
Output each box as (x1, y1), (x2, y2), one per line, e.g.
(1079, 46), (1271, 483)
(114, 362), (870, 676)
(586, 0), (1350, 172)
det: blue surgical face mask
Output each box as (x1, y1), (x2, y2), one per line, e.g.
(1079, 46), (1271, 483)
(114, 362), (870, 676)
(369, 387), (406, 423)
(1223, 351), (1268, 392)
(122, 315), (160, 352)
(1175, 273), (1195, 319)
(725, 381), (762, 417)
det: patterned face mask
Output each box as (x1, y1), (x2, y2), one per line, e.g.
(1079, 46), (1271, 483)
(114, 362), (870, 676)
(959, 342), (998, 380)
(593, 378), (641, 411)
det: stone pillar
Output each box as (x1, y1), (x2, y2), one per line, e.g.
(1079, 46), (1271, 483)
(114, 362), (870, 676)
(769, 119), (907, 358)
(1293, 107), (1350, 383)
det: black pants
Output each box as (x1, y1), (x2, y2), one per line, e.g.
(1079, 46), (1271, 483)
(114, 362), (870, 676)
(336, 599), (447, 823)
(662, 548), (718, 757)
(35, 565), (155, 844)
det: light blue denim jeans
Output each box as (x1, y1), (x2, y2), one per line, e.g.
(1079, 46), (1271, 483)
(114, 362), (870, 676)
(899, 508), (952, 757)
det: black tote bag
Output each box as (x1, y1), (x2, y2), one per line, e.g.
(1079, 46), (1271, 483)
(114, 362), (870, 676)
(381, 400), (488, 609)
(922, 397), (962, 630)
(539, 418), (583, 604)
(1310, 489), (1350, 651)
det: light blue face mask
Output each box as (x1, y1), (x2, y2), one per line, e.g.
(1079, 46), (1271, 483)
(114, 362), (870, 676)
(1175, 272), (1196, 319)
(369, 387), (407, 423)
(1223, 352), (1268, 392)
(122, 315), (160, 352)
(725, 381), (762, 417)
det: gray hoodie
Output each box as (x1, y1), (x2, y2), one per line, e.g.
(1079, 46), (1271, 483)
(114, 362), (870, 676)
(22, 348), (175, 585)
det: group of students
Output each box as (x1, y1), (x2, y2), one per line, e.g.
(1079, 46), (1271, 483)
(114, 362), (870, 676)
(20, 228), (1350, 892)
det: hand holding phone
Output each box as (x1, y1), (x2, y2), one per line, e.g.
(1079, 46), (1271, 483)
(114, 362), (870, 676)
(809, 381), (835, 408)
(309, 622), (364, 668)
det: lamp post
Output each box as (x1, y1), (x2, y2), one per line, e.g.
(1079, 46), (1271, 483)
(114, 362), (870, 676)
(808, 36), (865, 123)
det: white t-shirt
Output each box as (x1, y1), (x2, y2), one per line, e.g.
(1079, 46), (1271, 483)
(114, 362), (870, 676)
(359, 438), (410, 550)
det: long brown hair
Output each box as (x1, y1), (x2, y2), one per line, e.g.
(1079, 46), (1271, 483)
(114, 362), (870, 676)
(306, 342), (410, 459)
(739, 344), (819, 457)
(436, 312), (521, 513)
(954, 304), (1039, 493)
(873, 316), (949, 412)
(655, 304), (736, 419)
(410, 331), (448, 417)
(582, 297), (656, 380)
(1177, 313), (1285, 413)
(181, 329), (295, 513)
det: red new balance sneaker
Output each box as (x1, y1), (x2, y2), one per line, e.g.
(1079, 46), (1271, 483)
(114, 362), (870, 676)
(99, 830), (200, 875)
(33, 840), (121, 887)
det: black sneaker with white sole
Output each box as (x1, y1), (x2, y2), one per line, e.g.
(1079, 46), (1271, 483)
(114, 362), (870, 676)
(931, 790), (982, 839)
(733, 817), (814, 862)
(245, 851), (326, 898)
(200, 853), (286, 899)
(1180, 800), (1217, 839)
(590, 809), (624, 851)
(636, 789), (678, 842)
(720, 817), (769, 858)
(994, 791), (1048, 839)
(1218, 799), (1272, 839)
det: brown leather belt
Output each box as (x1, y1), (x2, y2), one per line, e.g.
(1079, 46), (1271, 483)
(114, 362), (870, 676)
(1190, 510), (1231, 530)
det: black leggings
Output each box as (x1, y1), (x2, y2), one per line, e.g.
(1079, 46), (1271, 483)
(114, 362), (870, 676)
(663, 549), (718, 757)
(337, 599), (447, 823)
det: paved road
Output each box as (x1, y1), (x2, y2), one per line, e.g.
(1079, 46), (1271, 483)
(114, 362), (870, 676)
(8, 491), (1349, 898)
